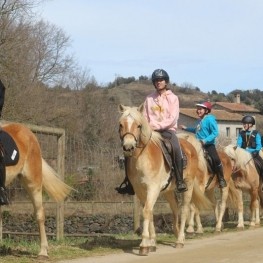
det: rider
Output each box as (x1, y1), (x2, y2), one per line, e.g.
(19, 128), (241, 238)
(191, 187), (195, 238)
(180, 101), (227, 188)
(115, 69), (188, 194)
(237, 115), (263, 177)
(0, 79), (9, 205)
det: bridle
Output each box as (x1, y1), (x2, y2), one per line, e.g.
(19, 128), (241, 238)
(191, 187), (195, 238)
(119, 118), (152, 149)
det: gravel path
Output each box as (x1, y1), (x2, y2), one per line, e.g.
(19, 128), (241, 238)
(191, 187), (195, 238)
(58, 227), (263, 263)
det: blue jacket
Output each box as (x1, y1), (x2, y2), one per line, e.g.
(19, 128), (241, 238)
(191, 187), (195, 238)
(185, 114), (219, 145)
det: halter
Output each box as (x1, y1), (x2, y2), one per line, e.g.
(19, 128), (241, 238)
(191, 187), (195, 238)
(120, 130), (152, 149)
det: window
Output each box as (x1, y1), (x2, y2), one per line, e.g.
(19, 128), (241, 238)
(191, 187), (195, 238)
(226, 127), (230, 137)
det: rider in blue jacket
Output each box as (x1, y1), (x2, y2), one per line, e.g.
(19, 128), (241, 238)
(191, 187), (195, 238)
(237, 115), (263, 177)
(180, 101), (227, 188)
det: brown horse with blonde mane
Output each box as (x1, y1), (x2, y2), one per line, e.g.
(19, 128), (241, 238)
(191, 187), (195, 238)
(224, 144), (263, 228)
(2, 122), (72, 259)
(177, 132), (240, 233)
(118, 104), (212, 255)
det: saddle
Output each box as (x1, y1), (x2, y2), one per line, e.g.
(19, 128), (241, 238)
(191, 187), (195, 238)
(161, 139), (187, 171)
(0, 130), (19, 166)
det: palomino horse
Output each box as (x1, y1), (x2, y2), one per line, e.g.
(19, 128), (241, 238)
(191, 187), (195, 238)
(118, 104), (212, 255)
(224, 145), (263, 228)
(2, 122), (72, 259)
(177, 133), (240, 233)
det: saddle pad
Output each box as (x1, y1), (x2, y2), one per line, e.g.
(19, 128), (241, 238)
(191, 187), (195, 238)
(0, 130), (19, 166)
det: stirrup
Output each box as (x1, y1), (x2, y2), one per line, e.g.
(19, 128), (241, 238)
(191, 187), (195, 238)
(115, 182), (135, 195)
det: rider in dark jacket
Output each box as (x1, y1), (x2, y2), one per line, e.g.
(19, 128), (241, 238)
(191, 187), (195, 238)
(0, 79), (9, 205)
(237, 115), (263, 177)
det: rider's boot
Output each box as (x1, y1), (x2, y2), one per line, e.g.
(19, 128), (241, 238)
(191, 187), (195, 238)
(216, 164), (227, 188)
(0, 144), (9, 205)
(115, 157), (135, 195)
(173, 159), (188, 193)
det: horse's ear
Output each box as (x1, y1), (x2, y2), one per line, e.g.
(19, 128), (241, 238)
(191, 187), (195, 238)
(118, 104), (126, 113)
(138, 103), (144, 113)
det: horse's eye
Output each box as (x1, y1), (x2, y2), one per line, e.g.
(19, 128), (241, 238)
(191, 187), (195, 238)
(138, 125), (142, 129)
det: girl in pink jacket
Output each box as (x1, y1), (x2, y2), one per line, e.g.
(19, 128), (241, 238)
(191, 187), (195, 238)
(115, 69), (187, 195)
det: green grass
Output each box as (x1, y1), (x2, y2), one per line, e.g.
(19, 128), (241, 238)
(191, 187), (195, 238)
(0, 224), (250, 262)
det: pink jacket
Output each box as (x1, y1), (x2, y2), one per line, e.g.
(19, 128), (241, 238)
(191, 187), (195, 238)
(143, 89), (179, 131)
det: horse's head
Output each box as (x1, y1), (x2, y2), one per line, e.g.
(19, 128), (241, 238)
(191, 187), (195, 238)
(118, 104), (151, 157)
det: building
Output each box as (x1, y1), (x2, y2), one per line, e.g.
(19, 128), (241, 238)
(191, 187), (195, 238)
(179, 94), (260, 144)
(179, 108), (243, 144)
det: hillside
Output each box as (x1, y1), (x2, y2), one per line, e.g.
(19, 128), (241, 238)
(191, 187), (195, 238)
(4, 81), (263, 146)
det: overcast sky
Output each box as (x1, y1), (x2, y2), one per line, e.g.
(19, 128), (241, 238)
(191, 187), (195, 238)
(38, 0), (263, 94)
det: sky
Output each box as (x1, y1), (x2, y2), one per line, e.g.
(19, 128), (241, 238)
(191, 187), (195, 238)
(37, 0), (263, 93)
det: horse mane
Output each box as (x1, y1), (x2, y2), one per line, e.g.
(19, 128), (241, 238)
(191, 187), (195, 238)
(224, 144), (254, 170)
(119, 105), (162, 147)
(178, 132), (204, 157)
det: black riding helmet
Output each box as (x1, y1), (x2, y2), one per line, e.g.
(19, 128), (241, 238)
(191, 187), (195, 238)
(151, 69), (169, 84)
(242, 115), (255, 125)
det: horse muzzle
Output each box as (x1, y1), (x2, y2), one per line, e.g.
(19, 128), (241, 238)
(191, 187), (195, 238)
(122, 144), (135, 157)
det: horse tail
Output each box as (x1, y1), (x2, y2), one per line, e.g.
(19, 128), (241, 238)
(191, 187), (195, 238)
(191, 179), (213, 211)
(226, 178), (241, 209)
(42, 158), (73, 202)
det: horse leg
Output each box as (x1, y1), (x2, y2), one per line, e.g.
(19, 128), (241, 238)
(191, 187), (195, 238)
(139, 190), (159, 256)
(186, 203), (196, 234)
(20, 177), (48, 259)
(249, 188), (260, 228)
(163, 190), (179, 238)
(194, 207), (204, 234)
(148, 221), (157, 252)
(236, 188), (245, 229)
(215, 186), (229, 232)
(176, 182), (194, 248)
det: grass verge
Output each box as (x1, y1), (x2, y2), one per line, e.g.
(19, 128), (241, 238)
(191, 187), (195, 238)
(0, 223), (250, 262)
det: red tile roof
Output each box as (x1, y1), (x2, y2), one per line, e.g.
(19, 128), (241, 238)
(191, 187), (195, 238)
(215, 102), (260, 113)
(180, 108), (243, 121)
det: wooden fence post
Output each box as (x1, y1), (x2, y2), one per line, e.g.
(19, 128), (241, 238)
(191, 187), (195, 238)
(25, 123), (66, 240)
(56, 129), (66, 240)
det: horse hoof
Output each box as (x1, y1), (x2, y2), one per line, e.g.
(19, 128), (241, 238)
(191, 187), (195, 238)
(175, 243), (184, 248)
(37, 255), (49, 260)
(139, 247), (149, 256)
(150, 246), (156, 252)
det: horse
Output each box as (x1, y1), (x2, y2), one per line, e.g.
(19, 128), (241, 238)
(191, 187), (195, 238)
(224, 144), (263, 228)
(177, 132), (240, 233)
(2, 122), (72, 259)
(118, 104), (212, 255)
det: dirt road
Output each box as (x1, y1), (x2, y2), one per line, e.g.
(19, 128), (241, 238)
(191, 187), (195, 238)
(59, 227), (263, 263)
